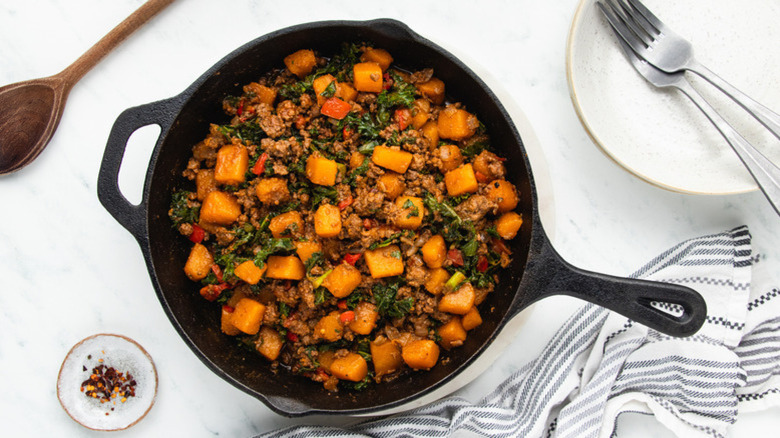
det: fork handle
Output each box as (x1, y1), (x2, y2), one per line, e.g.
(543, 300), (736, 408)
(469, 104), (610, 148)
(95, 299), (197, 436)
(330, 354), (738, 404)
(686, 60), (780, 143)
(676, 79), (780, 216)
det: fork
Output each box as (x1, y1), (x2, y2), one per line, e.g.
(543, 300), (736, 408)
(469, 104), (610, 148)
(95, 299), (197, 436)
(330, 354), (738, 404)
(604, 0), (780, 142)
(598, 1), (780, 216)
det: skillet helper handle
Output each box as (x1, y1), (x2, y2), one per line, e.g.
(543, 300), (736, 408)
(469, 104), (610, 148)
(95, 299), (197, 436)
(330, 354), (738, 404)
(519, 237), (707, 337)
(97, 98), (176, 243)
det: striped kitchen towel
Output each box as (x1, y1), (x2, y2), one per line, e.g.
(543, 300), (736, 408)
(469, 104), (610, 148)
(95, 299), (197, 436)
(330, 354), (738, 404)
(255, 226), (780, 438)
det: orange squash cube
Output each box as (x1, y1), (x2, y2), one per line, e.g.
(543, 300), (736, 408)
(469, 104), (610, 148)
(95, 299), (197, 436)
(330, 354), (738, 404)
(184, 243), (213, 281)
(411, 99), (431, 129)
(314, 311), (344, 342)
(330, 352), (369, 382)
(377, 172), (406, 200)
(421, 235), (447, 268)
(437, 106), (478, 140)
(322, 263), (362, 298)
(318, 350), (336, 372)
(402, 339), (440, 370)
(243, 82), (277, 106)
(200, 190), (242, 226)
(420, 120), (439, 150)
(215, 144), (249, 186)
(295, 240), (322, 264)
(370, 338), (403, 378)
(233, 260), (267, 285)
(416, 77), (445, 105)
(438, 282), (476, 315)
(349, 301), (379, 335)
(353, 62), (383, 93)
(284, 49), (316, 78)
(306, 155), (339, 186)
(312, 74), (337, 105)
(264, 255), (305, 280)
(230, 298), (266, 335)
(437, 317), (467, 350)
(444, 163), (479, 196)
(425, 268), (450, 295)
(255, 178), (290, 205)
(360, 47), (393, 71)
(364, 245), (405, 279)
(268, 211), (304, 238)
(314, 203), (342, 238)
(436, 145), (464, 172)
(371, 145), (413, 174)
(256, 326), (284, 361)
(495, 211), (523, 240)
(485, 179), (519, 213)
(195, 169), (216, 201)
(220, 306), (241, 336)
(462, 306), (483, 331)
(395, 196), (424, 229)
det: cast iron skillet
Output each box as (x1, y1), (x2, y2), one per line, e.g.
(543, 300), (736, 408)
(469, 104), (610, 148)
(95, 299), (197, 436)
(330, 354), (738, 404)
(97, 19), (706, 417)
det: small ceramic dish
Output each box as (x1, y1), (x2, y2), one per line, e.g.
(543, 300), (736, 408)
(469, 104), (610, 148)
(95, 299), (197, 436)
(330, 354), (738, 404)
(57, 334), (157, 431)
(567, 0), (780, 194)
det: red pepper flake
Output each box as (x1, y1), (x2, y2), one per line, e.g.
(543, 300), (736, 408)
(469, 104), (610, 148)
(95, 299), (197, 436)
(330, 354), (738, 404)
(337, 195), (354, 210)
(447, 248), (465, 267)
(80, 363), (137, 408)
(251, 152), (269, 175)
(342, 126), (353, 138)
(476, 255), (489, 273)
(339, 310), (356, 324)
(236, 98), (245, 116)
(343, 253), (362, 265)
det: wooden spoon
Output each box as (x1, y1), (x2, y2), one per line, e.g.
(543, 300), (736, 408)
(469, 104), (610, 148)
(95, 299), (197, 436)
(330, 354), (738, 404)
(0, 0), (175, 175)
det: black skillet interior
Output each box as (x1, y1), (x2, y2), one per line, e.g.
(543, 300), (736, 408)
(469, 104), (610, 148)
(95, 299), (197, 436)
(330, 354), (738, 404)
(99, 19), (704, 416)
(142, 19), (533, 416)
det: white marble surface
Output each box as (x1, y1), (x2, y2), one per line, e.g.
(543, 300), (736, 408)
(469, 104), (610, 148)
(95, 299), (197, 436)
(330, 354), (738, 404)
(1, 0), (779, 436)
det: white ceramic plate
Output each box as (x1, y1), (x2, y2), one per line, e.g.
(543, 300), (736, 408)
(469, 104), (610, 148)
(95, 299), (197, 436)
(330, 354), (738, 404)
(57, 334), (157, 431)
(567, 0), (780, 194)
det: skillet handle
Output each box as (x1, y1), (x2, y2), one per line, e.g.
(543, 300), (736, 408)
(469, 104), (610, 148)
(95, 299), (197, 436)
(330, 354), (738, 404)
(516, 235), (707, 337)
(97, 98), (178, 243)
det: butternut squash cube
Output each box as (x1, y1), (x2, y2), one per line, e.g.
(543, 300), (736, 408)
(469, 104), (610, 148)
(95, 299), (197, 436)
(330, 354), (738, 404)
(233, 260), (267, 285)
(371, 145), (413, 173)
(220, 306), (241, 336)
(364, 245), (405, 279)
(256, 326), (284, 361)
(265, 255), (305, 280)
(495, 211), (523, 240)
(394, 196), (424, 229)
(411, 99), (431, 129)
(215, 144), (249, 186)
(314, 203), (342, 238)
(437, 106), (478, 140)
(485, 180), (519, 213)
(184, 243), (213, 281)
(231, 298), (266, 335)
(255, 178), (290, 205)
(438, 282), (476, 315)
(370, 338), (403, 377)
(444, 163), (479, 196)
(322, 263), (362, 298)
(243, 82), (277, 106)
(312, 74), (336, 105)
(353, 62), (383, 93)
(195, 169), (216, 201)
(420, 120), (439, 150)
(472, 150), (505, 182)
(349, 301), (379, 335)
(360, 47), (393, 71)
(349, 151), (365, 169)
(416, 77), (445, 105)
(462, 306), (483, 331)
(402, 339), (440, 370)
(425, 268), (450, 295)
(437, 317), (467, 350)
(336, 82), (358, 103)
(421, 235), (447, 268)
(268, 211), (304, 238)
(306, 155), (339, 186)
(436, 145), (463, 172)
(330, 352), (368, 382)
(377, 172), (406, 200)
(314, 311), (343, 342)
(295, 240), (322, 264)
(318, 350), (336, 372)
(200, 190), (242, 226)
(284, 49), (316, 78)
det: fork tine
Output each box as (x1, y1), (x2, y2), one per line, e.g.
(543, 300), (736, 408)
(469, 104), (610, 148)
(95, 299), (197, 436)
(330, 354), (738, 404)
(597, 2), (640, 64)
(607, 0), (654, 46)
(624, 0), (665, 34)
(597, 1), (651, 54)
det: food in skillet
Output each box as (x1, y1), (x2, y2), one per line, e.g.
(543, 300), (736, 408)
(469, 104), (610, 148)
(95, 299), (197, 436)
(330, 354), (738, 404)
(169, 43), (523, 391)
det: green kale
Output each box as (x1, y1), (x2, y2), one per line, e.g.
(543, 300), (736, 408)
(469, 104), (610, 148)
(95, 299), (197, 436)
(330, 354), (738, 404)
(372, 280), (415, 319)
(253, 238), (295, 268)
(311, 186), (339, 208)
(169, 190), (199, 227)
(218, 121), (266, 145)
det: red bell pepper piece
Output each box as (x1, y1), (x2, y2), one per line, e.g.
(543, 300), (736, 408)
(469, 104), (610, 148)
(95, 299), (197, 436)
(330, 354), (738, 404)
(343, 253), (362, 265)
(383, 72), (393, 90)
(447, 248), (465, 267)
(188, 224), (205, 243)
(211, 264), (224, 283)
(222, 305), (234, 313)
(475, 171), (490, 184)
(337, 299), (348, 310)
(492, 238), (511, 255)
(251, 152), (269, 175)
(320, 97), (352, 120)
(286, 332), (299, 342)
(339, 311), (356, 324)
(477, 255), (489, 273)
(394, 108), (411, 131)
(363, 218), (375, 229)
(337, 195), (354, 210)
(200, 283), (230, 301)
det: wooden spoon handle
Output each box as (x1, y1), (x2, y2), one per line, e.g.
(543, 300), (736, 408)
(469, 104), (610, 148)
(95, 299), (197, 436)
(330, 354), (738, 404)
(59, 0), (175, 86)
